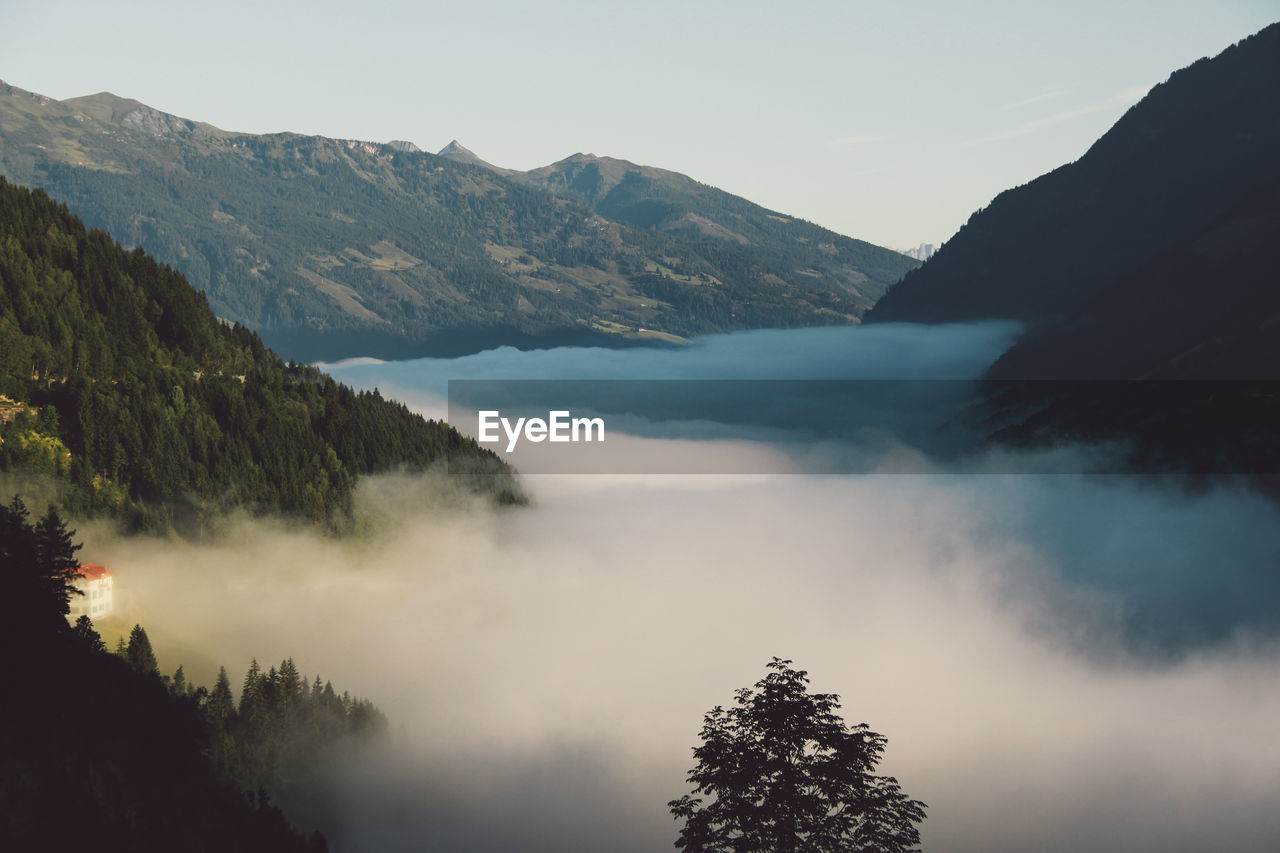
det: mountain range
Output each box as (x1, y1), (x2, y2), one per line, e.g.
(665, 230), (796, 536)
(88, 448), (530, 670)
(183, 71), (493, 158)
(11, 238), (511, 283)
(0, 85), (917, 360)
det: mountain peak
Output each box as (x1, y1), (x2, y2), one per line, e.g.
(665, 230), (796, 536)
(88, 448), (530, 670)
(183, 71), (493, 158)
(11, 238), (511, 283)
(60, 91), (223, 139)
(435, 140), (513, 174)
(62, 91), (145, 122)
(438, 139), (476, 158)
(387, 139), (421, 153)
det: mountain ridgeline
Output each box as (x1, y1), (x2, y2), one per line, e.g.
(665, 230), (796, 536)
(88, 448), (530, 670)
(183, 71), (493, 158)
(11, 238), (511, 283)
(0, 86), (918, 360)
(866, 22), (1280, 382)
(861, 22), (1280, 485)
(514, 152), (913, 301)
(0, 178), (518, 534)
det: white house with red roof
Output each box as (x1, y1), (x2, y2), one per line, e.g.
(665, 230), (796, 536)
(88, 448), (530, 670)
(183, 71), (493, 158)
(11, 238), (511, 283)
(68, 564), (114, 621)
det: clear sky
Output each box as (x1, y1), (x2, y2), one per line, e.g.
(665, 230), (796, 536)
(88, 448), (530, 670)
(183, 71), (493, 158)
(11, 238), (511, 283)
(2, 1), (1275, 249)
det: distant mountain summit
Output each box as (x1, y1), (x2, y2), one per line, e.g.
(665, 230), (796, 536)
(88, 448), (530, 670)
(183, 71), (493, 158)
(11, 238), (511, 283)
(866, 22), (1280, 382)
(523, 152), (687, 208)
(898, 243), (936, 262)
(435, 139), (513, 174)
(0, 85), (914, 360)
(437, 139), (474, 158)
(517, 151), (917, 303)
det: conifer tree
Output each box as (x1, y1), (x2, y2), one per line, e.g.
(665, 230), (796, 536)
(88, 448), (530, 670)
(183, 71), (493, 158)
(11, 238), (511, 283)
(0, 497), (84, 633)
(263, 666), (280, 714)
(207, 666), (237, 728)
(0, 497), (36, 580)
(279, 658), (302, 712)
(171, 665), (188, 697)
(125, 624), (160, 676)
(32, 508), (82, 615)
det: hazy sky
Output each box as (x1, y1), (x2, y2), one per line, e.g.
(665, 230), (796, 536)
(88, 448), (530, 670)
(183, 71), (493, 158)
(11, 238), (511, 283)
(3, 1), (1274, 245)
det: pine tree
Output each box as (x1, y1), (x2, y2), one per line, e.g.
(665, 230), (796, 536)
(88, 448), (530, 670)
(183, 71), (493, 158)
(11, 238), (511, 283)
(207, 666), (237, 728)
(125, 624), (159, 676)
(240, 659), (263, 720)
(263, 666), (280, 715)
(0, 497), (84, 633)
(278, 658), (302, 713)
(32, 508), (83, 615)
(171, 665), (188, 697)
(205, 665), (240, 780)
(0, 497), (36, 578)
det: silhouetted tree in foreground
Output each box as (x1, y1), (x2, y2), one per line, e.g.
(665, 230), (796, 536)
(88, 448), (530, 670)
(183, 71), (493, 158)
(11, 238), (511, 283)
(669, 658), (926, 852)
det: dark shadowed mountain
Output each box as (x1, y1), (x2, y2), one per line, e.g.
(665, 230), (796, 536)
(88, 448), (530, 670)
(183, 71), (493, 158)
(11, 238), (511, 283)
(860, 23), (1280, 486)
(988, 176), (1280, 380)
(866, 22), (1280, 382)
(0, 85), (916, 361)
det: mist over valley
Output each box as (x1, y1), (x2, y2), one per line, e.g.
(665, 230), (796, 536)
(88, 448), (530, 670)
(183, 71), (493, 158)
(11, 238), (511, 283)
(73, 322), (1280, 851)
(3, 10), (1279, 851)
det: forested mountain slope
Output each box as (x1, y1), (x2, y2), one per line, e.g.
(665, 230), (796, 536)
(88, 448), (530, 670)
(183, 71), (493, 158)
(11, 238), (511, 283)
(0, 178), (517, 534)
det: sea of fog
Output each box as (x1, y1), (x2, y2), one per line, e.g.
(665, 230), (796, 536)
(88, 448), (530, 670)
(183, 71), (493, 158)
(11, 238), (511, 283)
(317, 321), (1025, 392)
(86, 323), (1280, 852)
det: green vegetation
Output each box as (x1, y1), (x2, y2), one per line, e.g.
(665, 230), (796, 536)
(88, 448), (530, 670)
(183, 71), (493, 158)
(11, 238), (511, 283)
(0, 177), (519, 534)
(0, 84), (917, 360)
(209, 657), (385, 801)
(117, 632), (387, 843)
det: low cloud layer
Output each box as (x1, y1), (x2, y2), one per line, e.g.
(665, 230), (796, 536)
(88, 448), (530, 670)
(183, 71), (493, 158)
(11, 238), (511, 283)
(77, 317), (1280, 850)
(79, 463), (1280, 852)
